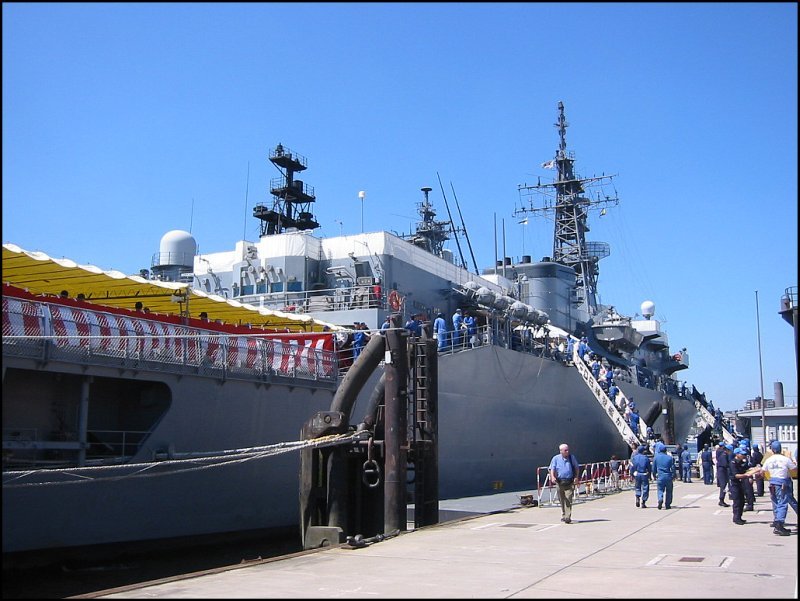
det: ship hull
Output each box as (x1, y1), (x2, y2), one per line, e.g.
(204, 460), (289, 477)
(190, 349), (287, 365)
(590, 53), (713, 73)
(3, 344), (695, 558)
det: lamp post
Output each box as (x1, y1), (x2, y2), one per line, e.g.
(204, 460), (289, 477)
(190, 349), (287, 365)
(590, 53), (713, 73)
(755, 290), (767, 450)
(359, 190), (366, 233)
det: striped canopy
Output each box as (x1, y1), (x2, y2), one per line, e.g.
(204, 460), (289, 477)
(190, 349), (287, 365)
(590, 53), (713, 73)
(2, 243), (339, 332)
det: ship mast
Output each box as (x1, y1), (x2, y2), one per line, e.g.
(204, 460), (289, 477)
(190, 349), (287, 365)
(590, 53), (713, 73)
(404, 186), (454, 258)
(253, 144), (319, 236)
(515, 101), (619, 316)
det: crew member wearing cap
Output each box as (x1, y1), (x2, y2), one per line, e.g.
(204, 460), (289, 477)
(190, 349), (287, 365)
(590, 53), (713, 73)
(716, 443), (732, 507)
(630, 444), (651, 509)
(451, 308), (463, 348)
(762, 441), (797, 536)
(701, 443), (714, 485)
(740, 439), (755, 512)
(729, 447), (749, 525)
(433, 313), (448, 352)
(652, 442), (675, 510)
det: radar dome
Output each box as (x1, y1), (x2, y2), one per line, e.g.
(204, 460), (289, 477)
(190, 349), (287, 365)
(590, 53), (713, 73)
(158, 230), (197, 266)
(641, 300), (655, 319)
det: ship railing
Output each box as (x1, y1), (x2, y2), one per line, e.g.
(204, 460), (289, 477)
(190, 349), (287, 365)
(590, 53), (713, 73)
(2, 295), (339, 385)
(2, 428), (151, 469)
(534, 461), (634, 507)
(234, 283), (385, 314)
(692, 398), (735, 445)
(435, 324), (549, 357)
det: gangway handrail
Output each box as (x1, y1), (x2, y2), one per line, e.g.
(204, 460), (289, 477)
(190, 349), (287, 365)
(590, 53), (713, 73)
(570, 338), (645, 449)
(693, 398), (735, 444)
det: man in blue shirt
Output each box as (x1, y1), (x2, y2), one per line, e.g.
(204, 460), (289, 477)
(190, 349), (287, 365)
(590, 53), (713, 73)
(652, 442), (675, 510)
(548, 443), (581, 524)
(403, 314), (421, 336)
(452, 308), (464, 348)
(701, 443), (714, 485)
(680, 445), (693, 482)
(630, 444), (652, 508)
(433, 313), (448, 352)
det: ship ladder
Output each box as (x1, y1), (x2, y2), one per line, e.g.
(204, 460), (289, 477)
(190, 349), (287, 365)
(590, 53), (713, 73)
(693, 398), (736, 445)
(570, 341), (645, 450)
(408, 336), (438, 529)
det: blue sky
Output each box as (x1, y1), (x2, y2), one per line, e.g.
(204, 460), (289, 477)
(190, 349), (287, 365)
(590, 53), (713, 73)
(3, 3), (797, 411)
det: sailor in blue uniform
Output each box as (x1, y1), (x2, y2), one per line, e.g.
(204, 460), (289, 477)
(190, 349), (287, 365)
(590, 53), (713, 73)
(433, 313), (448, 351)
(630, 444), (651, 508)
(680, 445), (692, 482)
(740, 439), (755, 511)
(652, 442), (674, 510)
(451, 308), (463, 348)
(701, 443), (714, 485)
(716, 443), (731, 507)
(729, 447), (749, 525)
(750, 443), (764, 496)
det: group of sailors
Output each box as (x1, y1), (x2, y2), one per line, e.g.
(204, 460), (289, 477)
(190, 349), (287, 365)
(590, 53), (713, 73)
(433, 308), (479, 352)
(627, 439), (797, 535)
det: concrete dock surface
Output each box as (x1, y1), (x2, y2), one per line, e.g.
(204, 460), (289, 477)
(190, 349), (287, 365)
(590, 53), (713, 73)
(81, 480), (797, 599)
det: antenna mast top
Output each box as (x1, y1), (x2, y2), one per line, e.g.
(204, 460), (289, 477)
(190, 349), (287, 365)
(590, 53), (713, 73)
(514, 102), (619, 314)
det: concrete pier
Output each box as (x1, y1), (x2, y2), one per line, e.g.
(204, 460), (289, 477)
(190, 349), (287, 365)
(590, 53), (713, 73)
(80, 481), (797, 599)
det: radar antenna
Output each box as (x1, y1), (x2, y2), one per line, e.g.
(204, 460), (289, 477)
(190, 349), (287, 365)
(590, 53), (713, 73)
(253, 144), (319, 236)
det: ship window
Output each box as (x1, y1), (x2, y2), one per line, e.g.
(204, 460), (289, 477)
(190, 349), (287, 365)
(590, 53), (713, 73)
(241, 285), (254, 296)
(256, 283), (267, 294)
(271, 282), (284, 293)
(287, 281), (303, 292)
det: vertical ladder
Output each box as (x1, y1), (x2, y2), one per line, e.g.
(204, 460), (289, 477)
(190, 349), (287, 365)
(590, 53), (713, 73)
(410, 340), (429, 435)
(409, 337), (438, 528)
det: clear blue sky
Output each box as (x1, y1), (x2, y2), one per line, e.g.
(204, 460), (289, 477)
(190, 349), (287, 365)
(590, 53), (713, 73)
(3, 3), (797, 411)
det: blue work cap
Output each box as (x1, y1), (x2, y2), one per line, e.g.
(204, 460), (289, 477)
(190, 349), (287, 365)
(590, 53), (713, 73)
(725, 444), (734, 450)
(734, 448), (746, 456)
(770, 440), (782, 453)
(753, 444), (759, 450)
(655, 442), (666, 453)
(638, 445), (647, 453)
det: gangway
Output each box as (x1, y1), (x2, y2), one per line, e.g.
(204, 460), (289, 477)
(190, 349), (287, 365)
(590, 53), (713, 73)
(692, 396), (735, 445)
(571, 340), (646, 450)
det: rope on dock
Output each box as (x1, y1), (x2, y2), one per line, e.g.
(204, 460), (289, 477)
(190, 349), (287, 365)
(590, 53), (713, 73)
(2, 430), (370, 489)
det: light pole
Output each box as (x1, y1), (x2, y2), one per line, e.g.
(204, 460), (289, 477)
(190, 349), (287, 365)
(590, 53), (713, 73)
(755, 290), (767, 450)
(359, 190), (366, 233)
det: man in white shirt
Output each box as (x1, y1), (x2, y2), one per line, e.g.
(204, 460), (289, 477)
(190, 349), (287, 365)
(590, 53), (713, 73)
(761, 441), (798, 536)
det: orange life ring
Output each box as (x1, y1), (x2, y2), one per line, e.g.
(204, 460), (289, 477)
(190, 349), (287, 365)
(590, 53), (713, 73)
(388, 290), (401, 311)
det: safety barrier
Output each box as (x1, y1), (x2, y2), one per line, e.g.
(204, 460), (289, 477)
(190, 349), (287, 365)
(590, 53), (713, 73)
(2, 295), (337, 383)
(534, 460), (633, 507)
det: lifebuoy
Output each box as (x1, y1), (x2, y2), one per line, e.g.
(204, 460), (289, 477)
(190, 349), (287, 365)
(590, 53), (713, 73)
(388, 290), (401, 311)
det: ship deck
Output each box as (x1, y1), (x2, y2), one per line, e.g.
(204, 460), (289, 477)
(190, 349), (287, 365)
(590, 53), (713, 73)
(81, 481), (796, 599)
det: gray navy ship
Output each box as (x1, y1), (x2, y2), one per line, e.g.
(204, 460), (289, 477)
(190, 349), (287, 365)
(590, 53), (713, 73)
(3, 102), (701, 564)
